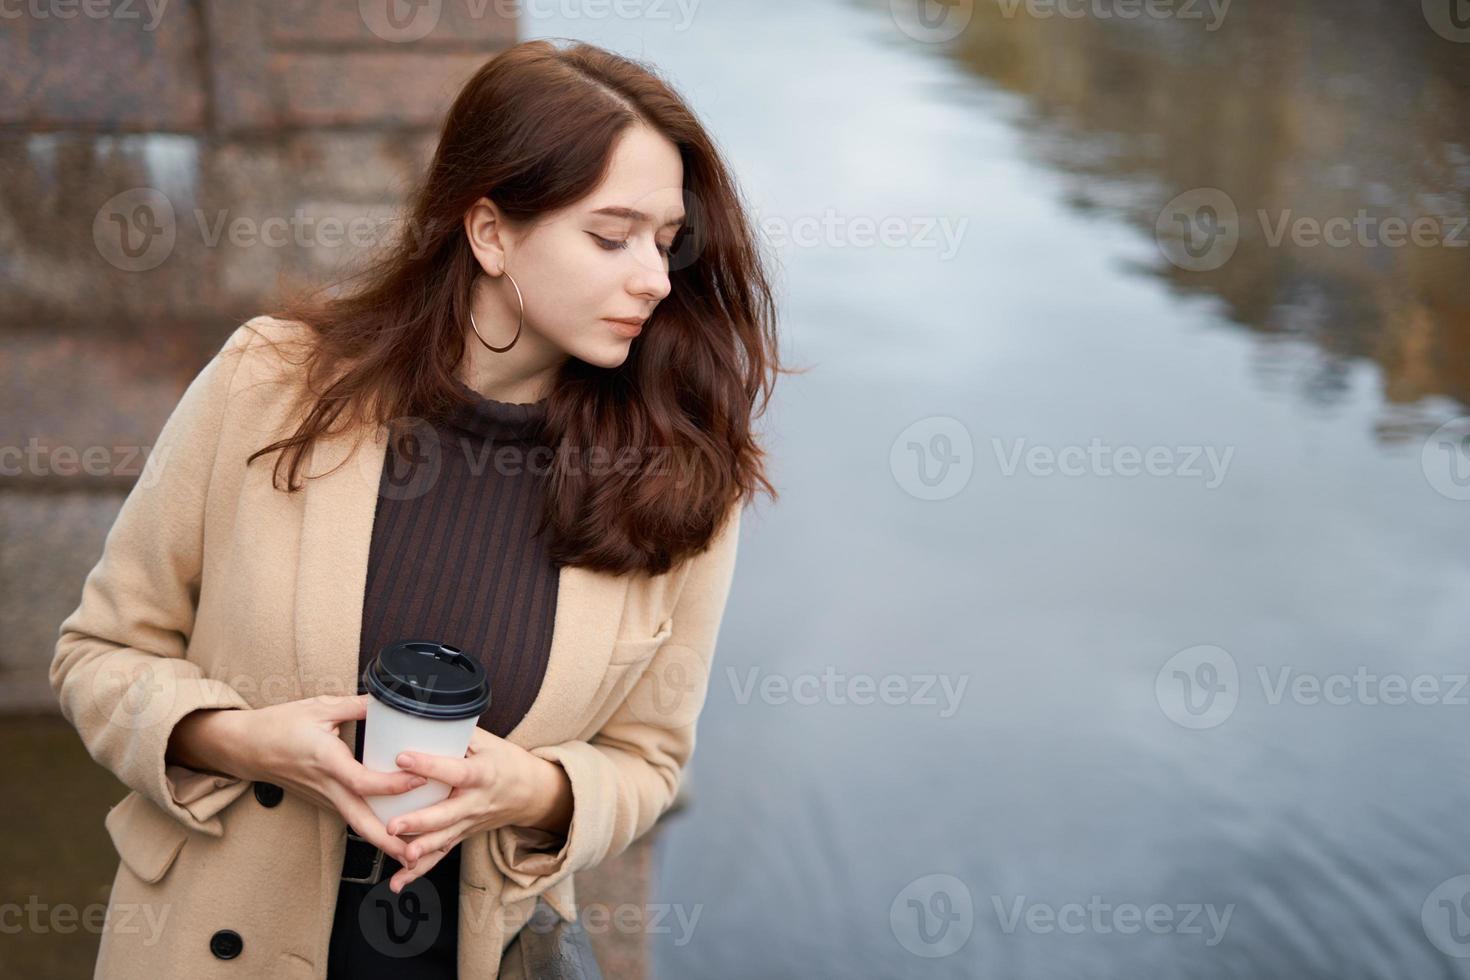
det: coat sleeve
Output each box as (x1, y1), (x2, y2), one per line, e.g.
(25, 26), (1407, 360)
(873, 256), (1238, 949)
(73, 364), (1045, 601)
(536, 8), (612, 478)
(488, 501), (744, 903)
(49, 321), (266, 837)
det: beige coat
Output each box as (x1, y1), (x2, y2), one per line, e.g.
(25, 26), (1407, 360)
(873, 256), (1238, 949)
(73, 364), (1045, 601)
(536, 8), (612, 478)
(50, 316), (743, 978)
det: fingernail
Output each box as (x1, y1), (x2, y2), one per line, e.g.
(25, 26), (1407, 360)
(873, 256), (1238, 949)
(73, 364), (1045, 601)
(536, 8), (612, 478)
(397, 753), (412, 766)
(411, 777), (428, 788)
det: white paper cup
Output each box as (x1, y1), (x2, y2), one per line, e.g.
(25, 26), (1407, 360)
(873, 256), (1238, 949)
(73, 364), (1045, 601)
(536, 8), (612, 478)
(359, 640), (490, 826)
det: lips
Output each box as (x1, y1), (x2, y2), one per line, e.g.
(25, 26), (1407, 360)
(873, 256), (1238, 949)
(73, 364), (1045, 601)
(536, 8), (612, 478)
(605, 318), (644, 337)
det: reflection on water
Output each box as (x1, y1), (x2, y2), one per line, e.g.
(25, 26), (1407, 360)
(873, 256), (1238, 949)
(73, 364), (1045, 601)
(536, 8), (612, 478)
(948, 0), (1470, 431)
(547, 3), (1470, 979)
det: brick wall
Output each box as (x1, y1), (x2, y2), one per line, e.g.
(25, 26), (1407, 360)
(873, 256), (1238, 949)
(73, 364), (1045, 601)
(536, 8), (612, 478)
(0, 0), (520, 704)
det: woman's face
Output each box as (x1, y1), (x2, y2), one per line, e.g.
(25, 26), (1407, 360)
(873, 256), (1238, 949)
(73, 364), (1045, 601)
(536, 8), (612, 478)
(466, 123), (686, 374)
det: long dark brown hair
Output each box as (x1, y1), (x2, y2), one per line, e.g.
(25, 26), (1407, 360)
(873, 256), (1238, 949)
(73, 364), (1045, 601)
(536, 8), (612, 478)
(247, 39), (784, 577)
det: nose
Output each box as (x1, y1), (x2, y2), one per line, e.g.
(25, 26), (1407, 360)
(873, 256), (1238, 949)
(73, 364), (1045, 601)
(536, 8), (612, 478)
(628, 236), (672, 303)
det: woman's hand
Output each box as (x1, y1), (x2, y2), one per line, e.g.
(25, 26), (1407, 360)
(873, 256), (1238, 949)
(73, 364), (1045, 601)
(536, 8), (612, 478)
(380, 727), (572, 893)
(212, 694), (426, 865)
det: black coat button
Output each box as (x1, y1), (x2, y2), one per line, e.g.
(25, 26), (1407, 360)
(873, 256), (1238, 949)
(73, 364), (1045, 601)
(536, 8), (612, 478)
(209, 929), (243, 960)
(253, 782), (284, 808)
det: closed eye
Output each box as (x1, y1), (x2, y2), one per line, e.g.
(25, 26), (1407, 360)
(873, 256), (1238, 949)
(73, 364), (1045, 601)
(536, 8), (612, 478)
(589, 232), (673, 258)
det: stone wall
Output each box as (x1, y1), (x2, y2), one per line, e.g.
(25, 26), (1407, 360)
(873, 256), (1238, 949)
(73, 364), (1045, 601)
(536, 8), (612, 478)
(1, 0), (517, 707)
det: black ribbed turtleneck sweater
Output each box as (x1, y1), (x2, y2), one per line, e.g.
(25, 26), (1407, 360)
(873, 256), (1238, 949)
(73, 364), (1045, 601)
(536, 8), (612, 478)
(356, 377), (560, 738)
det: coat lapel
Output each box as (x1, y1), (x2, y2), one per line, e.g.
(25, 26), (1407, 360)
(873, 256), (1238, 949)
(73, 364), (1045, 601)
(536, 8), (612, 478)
(293, 420), (384, 704)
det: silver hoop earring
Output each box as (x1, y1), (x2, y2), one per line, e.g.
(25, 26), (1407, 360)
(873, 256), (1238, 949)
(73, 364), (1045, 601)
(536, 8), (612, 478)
(469, 271), (523, 353)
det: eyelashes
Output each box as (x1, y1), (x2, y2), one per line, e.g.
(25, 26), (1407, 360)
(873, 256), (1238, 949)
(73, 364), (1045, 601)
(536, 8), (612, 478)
(589, 232), (674, 258)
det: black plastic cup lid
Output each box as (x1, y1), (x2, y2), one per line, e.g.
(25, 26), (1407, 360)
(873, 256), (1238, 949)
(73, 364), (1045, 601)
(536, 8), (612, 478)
(361, 641), (490, 720)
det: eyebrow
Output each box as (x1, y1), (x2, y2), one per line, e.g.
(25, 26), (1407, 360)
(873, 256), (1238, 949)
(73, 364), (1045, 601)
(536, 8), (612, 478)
(590, 206), (686, 229)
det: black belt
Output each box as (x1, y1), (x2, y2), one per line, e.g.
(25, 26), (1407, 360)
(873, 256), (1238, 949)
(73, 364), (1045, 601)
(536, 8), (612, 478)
(341, 829), (387, 885)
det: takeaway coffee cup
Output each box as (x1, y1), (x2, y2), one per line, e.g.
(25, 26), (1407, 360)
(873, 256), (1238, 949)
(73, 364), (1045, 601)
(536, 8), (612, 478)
(360, 640), (490, 825)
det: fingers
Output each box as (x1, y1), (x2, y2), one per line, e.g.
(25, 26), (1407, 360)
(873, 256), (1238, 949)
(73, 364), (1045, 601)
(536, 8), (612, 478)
(385, 793), (472, 839)
(394, 750), (474, 789)
(314, 693), (370, 721)
(388, 845), (449, 894)
(316, 739), (427, 797)
(337, 758), (431, 799)
(332, 788), (410, 865)
(401, 818), (472, 868)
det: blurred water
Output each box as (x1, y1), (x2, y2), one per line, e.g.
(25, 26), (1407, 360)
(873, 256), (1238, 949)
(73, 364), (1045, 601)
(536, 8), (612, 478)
(524, 2), (1470, 977)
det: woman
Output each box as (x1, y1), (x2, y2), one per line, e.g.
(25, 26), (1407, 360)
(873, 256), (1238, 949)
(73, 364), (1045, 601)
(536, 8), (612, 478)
(50, 39), (780, 978)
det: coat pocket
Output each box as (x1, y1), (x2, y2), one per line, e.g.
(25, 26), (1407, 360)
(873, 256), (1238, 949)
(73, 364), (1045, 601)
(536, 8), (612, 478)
(607, 616), (673, 665)
(576, 618), (675, 738)
(104, 791), (190, 885)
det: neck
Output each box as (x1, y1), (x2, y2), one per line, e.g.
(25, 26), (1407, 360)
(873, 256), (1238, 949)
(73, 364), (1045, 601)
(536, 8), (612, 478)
(457, 276), (564, 404)
(457, 339), (559, 404)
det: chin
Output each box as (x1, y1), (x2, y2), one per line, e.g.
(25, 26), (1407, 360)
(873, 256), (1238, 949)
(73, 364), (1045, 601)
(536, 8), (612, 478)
(576, 341), (634, 370)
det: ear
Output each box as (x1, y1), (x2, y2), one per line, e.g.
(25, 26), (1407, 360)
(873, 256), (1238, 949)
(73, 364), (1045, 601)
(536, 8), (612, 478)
(463, 196), (511, 276)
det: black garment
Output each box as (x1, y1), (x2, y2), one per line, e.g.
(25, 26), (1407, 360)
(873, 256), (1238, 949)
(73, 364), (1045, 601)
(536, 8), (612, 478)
(360, 377), (561, 736)
(327, 844), (463, 976)
(326, 381), (560, 978)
